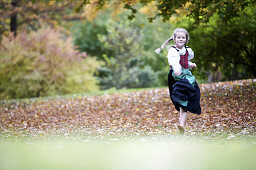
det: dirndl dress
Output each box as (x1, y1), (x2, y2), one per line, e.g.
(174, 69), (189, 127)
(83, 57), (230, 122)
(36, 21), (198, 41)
(168, 49), (201, 115)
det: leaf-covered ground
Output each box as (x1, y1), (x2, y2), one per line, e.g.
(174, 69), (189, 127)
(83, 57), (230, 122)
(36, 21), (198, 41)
(0, 79), (256, 141)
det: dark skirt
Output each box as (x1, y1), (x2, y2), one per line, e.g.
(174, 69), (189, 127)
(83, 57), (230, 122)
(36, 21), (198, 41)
(168, 70), (201, 115)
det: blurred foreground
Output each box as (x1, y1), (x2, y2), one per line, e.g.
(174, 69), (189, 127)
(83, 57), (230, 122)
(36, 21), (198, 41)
(0, 136), (256, 170)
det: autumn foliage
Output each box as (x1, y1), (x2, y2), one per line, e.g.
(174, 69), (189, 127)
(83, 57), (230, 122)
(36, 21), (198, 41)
(0, 26), (101, 100)
(0, 79), (255, 139)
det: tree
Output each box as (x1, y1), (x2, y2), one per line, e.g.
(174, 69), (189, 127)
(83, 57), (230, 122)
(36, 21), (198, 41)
(97, 20), (158, 89)
(0, 0), (87, 37)
(177, 3), (256, 80)
(0, 25), (101, 99)
(10, 0), (18, 37)
(70, 0), (256, 79)
(71, 0), (252, 24)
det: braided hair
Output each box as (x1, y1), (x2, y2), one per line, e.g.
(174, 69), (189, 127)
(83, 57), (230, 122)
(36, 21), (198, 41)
(155, 28), (190, 54)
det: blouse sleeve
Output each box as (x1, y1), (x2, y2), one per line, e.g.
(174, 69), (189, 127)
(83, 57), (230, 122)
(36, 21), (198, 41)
(167, 47), (181, 72)
(187, 47), (195, 68)
(187, 47), (194, 60)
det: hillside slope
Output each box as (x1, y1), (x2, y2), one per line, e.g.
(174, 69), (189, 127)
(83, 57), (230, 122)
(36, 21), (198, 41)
(0, 79), (255, 139)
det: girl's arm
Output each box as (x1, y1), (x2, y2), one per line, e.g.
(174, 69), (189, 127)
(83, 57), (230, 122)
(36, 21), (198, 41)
(189, 61), (197, 69)
(167, 48), (182, 75)
(187, 48), (196, 69)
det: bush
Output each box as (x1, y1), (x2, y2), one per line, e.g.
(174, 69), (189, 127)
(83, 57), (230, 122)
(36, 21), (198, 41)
(122, 66), (158, 89)
(97, 20), (159, 89)
(0, 26), (101, 100)
(72, 21), (113, 60)
(97, 67), (114, 90)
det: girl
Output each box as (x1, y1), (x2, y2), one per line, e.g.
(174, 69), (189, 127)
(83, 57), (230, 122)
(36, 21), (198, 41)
(155, 28), (201, 134)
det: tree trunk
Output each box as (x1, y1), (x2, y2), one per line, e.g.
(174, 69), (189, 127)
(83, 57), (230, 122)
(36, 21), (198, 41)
(10, 0), (17, 37)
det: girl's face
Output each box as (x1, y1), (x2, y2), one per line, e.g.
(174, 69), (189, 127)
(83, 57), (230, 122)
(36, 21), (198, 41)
(174, 32), (187, 49)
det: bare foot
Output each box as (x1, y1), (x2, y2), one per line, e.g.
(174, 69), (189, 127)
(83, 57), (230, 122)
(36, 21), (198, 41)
(177, 125), (185, 135)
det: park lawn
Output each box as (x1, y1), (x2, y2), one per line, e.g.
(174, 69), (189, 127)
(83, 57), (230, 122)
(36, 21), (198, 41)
(0, 135), (256, 170)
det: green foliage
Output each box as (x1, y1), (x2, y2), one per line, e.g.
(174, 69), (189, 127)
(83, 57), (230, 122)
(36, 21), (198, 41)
(0, 26), (101, 100)
(71, 19), (114, 60)
(133, 14), (173, 85)
(97, 20), (158, 89)
(172, 2), (256, 81)
(72, 10), (173, 88)
(133, 66), (158, 88)
(97, 67), (114, 90)
(71, 0), (252, 25)
(70, 0), (256, 83)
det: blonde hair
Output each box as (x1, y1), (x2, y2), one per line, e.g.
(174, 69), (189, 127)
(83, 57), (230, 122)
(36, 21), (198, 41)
(155, 28), (190, 54)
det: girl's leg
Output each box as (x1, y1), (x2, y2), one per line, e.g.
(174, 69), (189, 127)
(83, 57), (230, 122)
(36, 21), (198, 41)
(178, 107), (188, 134)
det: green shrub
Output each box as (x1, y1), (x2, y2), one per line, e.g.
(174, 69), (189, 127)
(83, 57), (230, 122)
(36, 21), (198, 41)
(119, 66), (158, 89)
(97, 67), (114, 90)
(71, 18), (114, 60)
(0, 26), (101, 100)
(97, 20), (159, 89)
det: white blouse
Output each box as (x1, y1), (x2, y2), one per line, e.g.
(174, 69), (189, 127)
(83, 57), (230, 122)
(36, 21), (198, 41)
(167, 46), (195, 72)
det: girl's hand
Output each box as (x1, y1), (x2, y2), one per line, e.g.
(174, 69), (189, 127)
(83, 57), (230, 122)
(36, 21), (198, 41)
(174, 69), (182, 76)
(190, 63), (197, 69)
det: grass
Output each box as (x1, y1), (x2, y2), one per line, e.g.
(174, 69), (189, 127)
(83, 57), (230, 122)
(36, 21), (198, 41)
(0, 87), (156, 106)
(0, 134), (256, 170)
